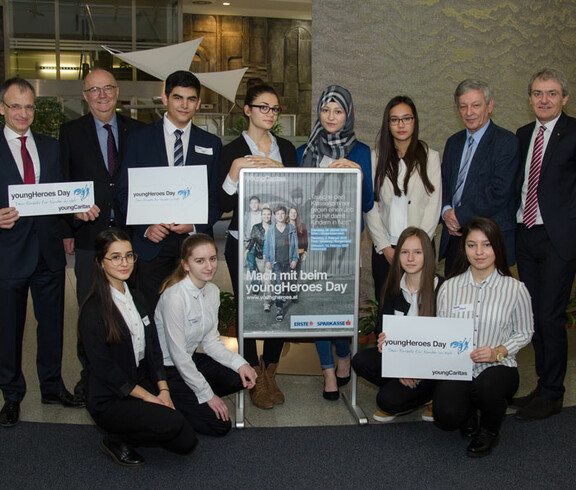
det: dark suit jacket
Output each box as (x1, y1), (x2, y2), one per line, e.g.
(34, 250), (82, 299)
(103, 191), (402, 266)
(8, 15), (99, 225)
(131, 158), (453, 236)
(116, 119), (222, 260)
(79, 289), (165, 415)
(59, 113), (145, 249)
(218, 135), (298, 232)
(0, 131), (65, 279)
(440, 120), (520, 263)
(516, 112), (576, 261)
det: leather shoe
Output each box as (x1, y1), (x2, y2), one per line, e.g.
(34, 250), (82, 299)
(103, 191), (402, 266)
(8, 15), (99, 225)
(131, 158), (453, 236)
(515, 395), (562, 421)
(41, 388), (85, 408)
(510, 389), (537, 409)
(467, 428), (499, 458)
(336, 373), (351, 387)
(0, 401), (20, 428)
(460, 412), (479, 438)
(100, 436), (144, 467)
(323, 390), (340, 401)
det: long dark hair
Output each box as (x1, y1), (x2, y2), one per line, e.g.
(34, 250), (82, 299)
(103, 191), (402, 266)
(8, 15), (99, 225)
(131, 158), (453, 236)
(374, 96), (434, 200)
(449, 217), (512, 278)
(380, 227), (437, 317)
(159, 234), (217, 294)
(79, 229), (133, 344)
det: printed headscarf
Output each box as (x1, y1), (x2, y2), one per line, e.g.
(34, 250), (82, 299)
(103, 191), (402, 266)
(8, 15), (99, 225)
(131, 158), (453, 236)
(300, 85), (358, 167)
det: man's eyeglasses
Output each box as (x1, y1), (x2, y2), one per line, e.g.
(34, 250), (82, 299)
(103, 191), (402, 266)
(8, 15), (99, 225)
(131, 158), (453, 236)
(83, 85), (117, 96)
(389, 116), (415, 126)
(103, 252), (138, 266)
(248, 104), (283, 115)
(2, 102), (36, 112)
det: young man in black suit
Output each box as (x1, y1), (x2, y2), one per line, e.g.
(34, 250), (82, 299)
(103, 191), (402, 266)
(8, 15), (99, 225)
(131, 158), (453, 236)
(513, 68), (576, 420)
(0, 78), (83, 428)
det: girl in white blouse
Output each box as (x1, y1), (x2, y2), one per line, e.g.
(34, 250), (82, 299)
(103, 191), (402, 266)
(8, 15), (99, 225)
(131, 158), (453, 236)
(434, 217), (533, 458)
(365, 96), (441, 302)
(155, 234), (257, 436)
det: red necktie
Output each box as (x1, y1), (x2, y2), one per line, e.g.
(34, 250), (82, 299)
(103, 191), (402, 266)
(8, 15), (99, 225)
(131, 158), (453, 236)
(18, 136), (36, 184)
(523, 125), (546, 228)
(103, 124), (118, 176)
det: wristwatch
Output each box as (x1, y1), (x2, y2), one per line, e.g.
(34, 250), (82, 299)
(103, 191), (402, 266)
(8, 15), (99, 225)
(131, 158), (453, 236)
(494, 347), (505, 362)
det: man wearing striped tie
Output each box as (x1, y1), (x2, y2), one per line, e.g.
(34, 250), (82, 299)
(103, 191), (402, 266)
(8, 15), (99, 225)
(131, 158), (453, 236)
(513, 68), (576, 421)
(118, 71), (222, 310)
(439, 79), (520, 277)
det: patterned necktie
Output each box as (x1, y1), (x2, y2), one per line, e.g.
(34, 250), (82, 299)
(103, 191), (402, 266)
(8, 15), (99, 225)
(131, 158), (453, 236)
(103, 124), (118, 176)
(452, 135), (475, 208)
(174, 129), (184, 166)
(523, 125), (546, 228)
(18, 136), (36, 184)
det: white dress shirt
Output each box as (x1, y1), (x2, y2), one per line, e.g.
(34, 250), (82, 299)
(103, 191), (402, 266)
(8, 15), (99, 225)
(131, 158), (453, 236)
(155, 277), (247, 404)
(3, 126), (40, 183)
(163, 113), (192, 166)
(110, 283), (146, 366)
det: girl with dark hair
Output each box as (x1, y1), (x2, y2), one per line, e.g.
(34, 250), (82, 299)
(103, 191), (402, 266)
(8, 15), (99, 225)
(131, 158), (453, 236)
(218, 83), (298, 409)
(434, 217), (533, 458)
(297, 85), (374, 400)
(366, 95), (441, 302)
(155, 234), (257, 436)
(78, 229), (196, 467)
(352, 227), (440, 421)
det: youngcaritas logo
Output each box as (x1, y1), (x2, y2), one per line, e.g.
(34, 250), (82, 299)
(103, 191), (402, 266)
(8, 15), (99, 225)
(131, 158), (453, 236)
(177, 187), (191, 199)
(73, 184), (90, 200)
(450, 338), (471, 355)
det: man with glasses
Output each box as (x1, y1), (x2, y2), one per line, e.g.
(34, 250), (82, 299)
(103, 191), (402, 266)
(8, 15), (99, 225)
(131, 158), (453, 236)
(0, 78), (83, 428)
(439, 79), (520, 276)
(117, 70), (222, 310)
(60, 68), (144, 400)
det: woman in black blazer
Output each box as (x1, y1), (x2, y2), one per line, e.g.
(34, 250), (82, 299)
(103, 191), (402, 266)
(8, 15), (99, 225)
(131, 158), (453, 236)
(78, 229), (196, 467)
(218, 82), (297, 410)
(352, 227), (441, 423)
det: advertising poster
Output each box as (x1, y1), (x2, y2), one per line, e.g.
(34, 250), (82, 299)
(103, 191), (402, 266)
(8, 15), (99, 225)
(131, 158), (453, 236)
(239, 168), (361, 338)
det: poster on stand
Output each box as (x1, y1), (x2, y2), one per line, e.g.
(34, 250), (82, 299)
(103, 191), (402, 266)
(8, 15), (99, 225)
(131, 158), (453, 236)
(239, 168), (361, 338)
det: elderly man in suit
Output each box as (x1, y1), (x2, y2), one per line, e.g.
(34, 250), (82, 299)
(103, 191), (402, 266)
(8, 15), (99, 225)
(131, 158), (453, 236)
(440, 79), (520, 276)
(60, 68), (145, 304)
(0, 78), (83, 428)
(513, 68), (576, 421)
(117, 70), (222, 310)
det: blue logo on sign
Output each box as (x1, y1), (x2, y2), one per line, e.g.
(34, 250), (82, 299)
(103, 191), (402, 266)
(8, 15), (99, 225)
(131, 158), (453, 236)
(73, 185), (90, 201)
(450, 338), (470, 355)
(177, 188), (190, 199)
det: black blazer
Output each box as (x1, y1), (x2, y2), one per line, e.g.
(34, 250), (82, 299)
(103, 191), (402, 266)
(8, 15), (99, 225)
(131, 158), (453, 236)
(516, 112), (576, 261)
(78, 289), (165, 415)
(218, 135), (298, 232)
(0, 131), (65, 279)
(59, 113), (145, 249)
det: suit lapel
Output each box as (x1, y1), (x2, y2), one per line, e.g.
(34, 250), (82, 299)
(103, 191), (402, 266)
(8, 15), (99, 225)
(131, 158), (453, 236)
(540, 113), (567, 176)
(461, 122), (494, 194)
(0, 133), (24, 184)
(154, 119), (169, 167)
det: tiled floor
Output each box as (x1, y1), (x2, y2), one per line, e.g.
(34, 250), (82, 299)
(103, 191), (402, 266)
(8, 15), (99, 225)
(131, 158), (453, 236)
(13, 219), (576, 429)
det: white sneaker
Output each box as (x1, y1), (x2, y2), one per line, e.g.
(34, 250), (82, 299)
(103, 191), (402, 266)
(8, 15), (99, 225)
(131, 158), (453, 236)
(421, 401), (434, 422)
(373, 410), (397, 423)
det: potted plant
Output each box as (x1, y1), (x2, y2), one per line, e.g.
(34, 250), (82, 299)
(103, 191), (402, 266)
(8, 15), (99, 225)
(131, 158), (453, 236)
(218, 291), (237, 337)
(358, 298), (378, 344)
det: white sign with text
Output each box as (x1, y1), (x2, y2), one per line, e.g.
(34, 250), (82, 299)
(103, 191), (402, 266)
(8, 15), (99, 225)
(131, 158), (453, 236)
(9, 181), (94, 216)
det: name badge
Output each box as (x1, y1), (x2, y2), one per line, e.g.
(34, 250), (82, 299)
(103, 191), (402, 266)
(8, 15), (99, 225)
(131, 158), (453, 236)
(195, 145), (213, 155)
(452, 304), (473, 313)
(142, 315), (151, 326)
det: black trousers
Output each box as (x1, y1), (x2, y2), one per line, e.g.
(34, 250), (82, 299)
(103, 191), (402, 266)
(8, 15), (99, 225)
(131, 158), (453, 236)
(433, 365), (519, 434)
(0, 256), (65, 402)
(90, 377), (197, 454)
(352, 347), (434, 413)
(165, 353), (244, 436)
(516, 224), (575, 400)
(371, 248), (392, 304)
(224, 234), (284, 367)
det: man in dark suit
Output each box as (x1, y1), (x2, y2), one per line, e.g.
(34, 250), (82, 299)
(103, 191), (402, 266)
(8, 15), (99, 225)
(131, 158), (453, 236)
(117, 70), (222, 310)
(440, 79), (520, 276)
(513, 68), (576, 420)
(60, 68), (145, 304)
(0, 78), (83, 428)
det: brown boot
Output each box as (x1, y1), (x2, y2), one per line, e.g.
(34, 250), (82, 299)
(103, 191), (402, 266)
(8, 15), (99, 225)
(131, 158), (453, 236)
(249, 363), (273, 409)
(263, 358), (285, 405)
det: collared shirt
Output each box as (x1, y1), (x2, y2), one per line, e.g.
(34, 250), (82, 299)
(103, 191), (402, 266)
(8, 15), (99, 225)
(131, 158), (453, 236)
(442, 120), (491, 217)
(163, 113), (192, 166)
(154, 277), (247, 404)
(437, 268), (533, 378)
(516, 113), (561, 225)
(110, 283), (146, 366)
(388, 158), (409, 245)
(397, 274), (439, 317)
(3, 126), (40, 183)
(94, 113), (118, 172)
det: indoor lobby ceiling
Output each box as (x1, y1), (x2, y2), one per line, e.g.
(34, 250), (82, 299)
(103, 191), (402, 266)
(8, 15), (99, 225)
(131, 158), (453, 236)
(183, 0), (311, 20)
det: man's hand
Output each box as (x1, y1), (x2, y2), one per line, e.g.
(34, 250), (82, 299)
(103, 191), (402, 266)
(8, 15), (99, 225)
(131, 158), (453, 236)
(63, 238), (75, 255)
(74, 204), (100, 222)
(169, 223), (195, 235)
(443, 209), (462, 236)
(0, 207), (19, 230)
(145, 224), (171, 243)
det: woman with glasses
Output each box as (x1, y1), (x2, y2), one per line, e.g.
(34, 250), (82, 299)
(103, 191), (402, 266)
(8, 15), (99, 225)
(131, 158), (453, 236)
(78, 229), (196, 467)
(297, 85), (374, 400)
(218, 81), (297, 409)
(155, 234), (257, 436)
(366, 95), (441, 303)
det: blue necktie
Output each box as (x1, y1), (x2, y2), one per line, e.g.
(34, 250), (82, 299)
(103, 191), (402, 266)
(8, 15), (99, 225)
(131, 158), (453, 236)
(174, 129), (184, 167)
(452, 135), (475, 208)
